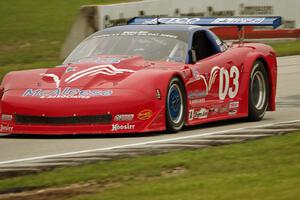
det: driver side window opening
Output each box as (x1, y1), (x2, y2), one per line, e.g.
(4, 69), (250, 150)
(191, 31), (220, 63)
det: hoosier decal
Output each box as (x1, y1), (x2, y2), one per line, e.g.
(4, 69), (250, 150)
(0, 125), (13, 132)
(112, 123), (135, 131)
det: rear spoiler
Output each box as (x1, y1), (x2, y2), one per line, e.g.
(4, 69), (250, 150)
(127, 17), (282, 44)
(127, 17), (282, 29)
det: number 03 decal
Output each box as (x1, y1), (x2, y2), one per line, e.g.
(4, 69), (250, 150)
(219, 66), (239, 100)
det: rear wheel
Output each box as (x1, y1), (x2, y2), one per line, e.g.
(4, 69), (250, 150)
(166, 77), (186, 132)
(248, 61), (269, 121)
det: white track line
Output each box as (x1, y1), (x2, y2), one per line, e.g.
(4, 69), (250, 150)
(0, 119), (300, 166)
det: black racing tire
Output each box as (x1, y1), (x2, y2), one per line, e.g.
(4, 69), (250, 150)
(166, 77), (186, 132)
(248, 61), (269, 121)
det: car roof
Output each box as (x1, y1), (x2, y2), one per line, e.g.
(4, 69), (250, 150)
(94, 24), (208, 35)
(89, 24), (221, 64)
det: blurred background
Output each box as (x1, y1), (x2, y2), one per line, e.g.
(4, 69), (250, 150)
(0, 0), (299, 80)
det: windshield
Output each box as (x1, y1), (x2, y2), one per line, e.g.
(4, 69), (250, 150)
(64, 31), (189, 64)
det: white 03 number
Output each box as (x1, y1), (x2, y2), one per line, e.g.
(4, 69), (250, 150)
(219, 66), (239, 100)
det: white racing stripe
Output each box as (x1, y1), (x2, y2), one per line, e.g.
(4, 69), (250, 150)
(0, 119), (299, 166)
(65, 65), (107, 82)
(65, 64), (135, 83)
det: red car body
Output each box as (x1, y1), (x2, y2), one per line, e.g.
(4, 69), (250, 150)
(0, 19), (278, 135)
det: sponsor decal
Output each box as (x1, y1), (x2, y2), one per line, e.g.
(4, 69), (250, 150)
(191, 68), (201, 80)
(188, 90), (207, 99)
(155, 89), (161, 99)
(194, 108), (209, 119)
(216, 38), (222, 45)
(188, 109), (194, 121)
(23, 87), (112, 99)
(191, 66), (219, 98)
(209, 107), (219, 115)
(143, 18), (201, 25)
(229, 101), (239, 109)
(219, 106), (228, 114)
(112, 123), (135, 131)
(188, 108), (208, 121)
(229, 109), (238, 115)
(207, 103), (231, 116)
(0, 125), (13, 132)
(76, 57), (123, 64)
(1, 114), (13, 121)
(212, 18), (265, 24)
(114, 114), (134, 122)
(137, 109), (153, 120)
(190, 98), (205, 105)
(95, 57), (121, 64)
(194, 66), (240, 100)
(95, 31), (178, 39)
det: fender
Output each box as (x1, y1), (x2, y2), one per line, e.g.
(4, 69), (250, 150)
(124, 69), (188, 100)
(127, 69), (188, 130)
(243, 49), (277, 112)
(1, 69), (47, 91)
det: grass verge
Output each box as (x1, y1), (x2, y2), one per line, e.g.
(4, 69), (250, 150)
(0, 132), (300, 200)
(0, 0), (136, 81)
(269, 40), (300, 57)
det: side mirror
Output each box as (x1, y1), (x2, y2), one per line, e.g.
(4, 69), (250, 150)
(188, 49), (197, 64)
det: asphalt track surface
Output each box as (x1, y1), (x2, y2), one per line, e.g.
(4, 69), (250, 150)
(0, 55), (300, 166)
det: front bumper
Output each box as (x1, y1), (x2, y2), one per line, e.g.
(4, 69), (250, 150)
(0, 89), (166, 135)
(0, 108), (165, 135)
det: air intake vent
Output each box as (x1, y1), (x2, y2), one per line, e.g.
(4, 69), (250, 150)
(15, 114), (112, 125)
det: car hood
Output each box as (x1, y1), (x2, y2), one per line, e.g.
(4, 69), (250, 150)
(3, 55), (184, 91)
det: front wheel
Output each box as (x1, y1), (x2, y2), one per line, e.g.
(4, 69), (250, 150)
(248, 61), (269, 121)
(166, 77), (186, 132)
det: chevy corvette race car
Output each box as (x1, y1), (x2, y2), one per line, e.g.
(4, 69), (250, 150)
(0, 17), (281, 135)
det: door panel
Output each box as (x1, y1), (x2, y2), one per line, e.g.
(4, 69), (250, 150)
(186, 51), (241, 123)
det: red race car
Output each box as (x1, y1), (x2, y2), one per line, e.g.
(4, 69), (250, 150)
(0, 17), (281, 135)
